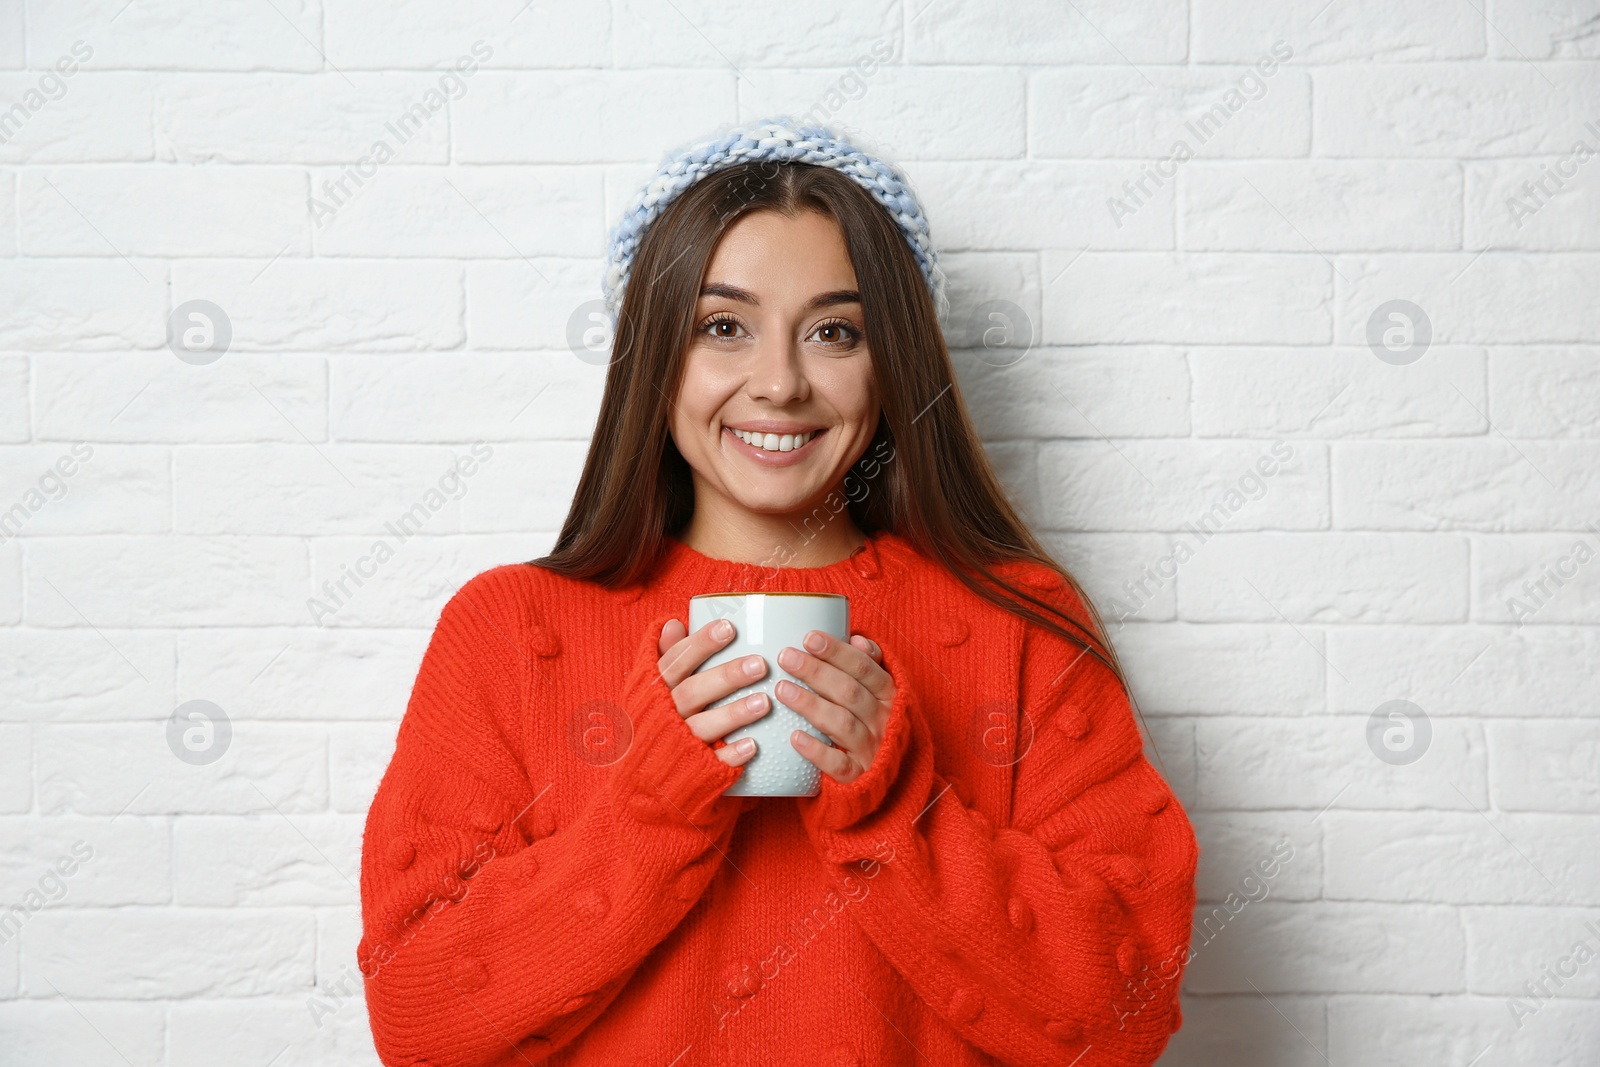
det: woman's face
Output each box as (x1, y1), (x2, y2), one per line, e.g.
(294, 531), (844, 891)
(669, 207), (879, 528)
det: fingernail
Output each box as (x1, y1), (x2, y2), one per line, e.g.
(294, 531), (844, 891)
(747, 692), (767, 712)
(804, 631), (826, 652)
(744, 655), (764, 676)
(778, 647), (801, 670)
(737, 737), (756, 754)
(715, 619), (733, 639)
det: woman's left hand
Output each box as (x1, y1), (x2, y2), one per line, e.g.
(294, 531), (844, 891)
(778, 630), (895, 786)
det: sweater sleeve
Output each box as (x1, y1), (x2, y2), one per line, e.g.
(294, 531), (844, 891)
(358, 571), (746, 1067)
(793, 573), (1199, 1067)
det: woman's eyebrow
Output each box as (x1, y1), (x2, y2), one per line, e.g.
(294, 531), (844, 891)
(699, 283), (862, 310)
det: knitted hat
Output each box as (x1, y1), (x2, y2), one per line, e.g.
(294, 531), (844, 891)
(602, 116), (948, 326)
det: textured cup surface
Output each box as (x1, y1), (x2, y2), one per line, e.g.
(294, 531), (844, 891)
(688, 592), (849, 797)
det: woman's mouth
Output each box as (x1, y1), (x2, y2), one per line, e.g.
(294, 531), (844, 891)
(723, 426), (827, 467)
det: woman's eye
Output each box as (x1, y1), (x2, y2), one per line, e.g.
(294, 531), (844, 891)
(703, 316), (743, 340)
(811, 320), (860, 347)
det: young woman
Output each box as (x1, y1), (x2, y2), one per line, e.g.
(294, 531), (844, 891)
(358, 120), (1198, 1067)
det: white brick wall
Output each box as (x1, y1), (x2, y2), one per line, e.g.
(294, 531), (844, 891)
(1, 1), (1597, 1063)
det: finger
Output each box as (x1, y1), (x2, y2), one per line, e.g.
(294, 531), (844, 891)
(777, 633), (887, 715)
(658, 618), (688, 657)
(684, 690), (771, 744)
(657, 617), (737, 690)
(775, 677), (865, 752)
(791, 727), (857, 782)
(669, 652), (768, 719)
(851, 634), (882, 660)
(715, 735), (758, 767)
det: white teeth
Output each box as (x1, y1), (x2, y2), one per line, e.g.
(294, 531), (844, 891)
(732, 428), (816, 453)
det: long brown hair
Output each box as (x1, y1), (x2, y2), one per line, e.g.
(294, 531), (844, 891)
(533, 160), (1156, 753)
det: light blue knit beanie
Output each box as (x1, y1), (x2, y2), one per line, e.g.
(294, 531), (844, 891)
(602, 116), (948, 326)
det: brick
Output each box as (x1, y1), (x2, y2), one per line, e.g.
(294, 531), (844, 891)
(1156, 994), (1327, 1067)
(909, 0), (1186, 64)
(1041, 532), (1180, 626)
(169, 994), (380, 1067)
(1032, 66), (1311, 159)
(330, 721), (400, 815)
(735, 68), (1025, 161)
(1327, 625), (1600, 717)
(1191, 346), (1486, 437)
(0, 354), (25, 442)
(0, 444), (168, 536)
(0, 73), (155, 162)
(1330, 995), (1600, 1065)
(1323, 812), (1600, 905)
(1178, 533), (1469, 623)
(169, 259), (464, 352)
(308, 534), (549, 628)
(455, 442), (587, 533)
(1193, 0), (1483, 61)
(1335, 443), (1600, 530)
(30, 352), (328, 443)
(175, 444), (471, 535)
(179, 627), (425, 723)
(0, 1002), (163, 1066)
(1490, 348), (1600, 436)
(313, 166), (600, 258)
(1338, 253), (1600, 344)
(1466, 157), (1600, 251)
(176, 814), (364, 905)
(1488, 721), (1600, 813)
(1463, 906), (1600, 996)
(1142, 716), (1196, 809)
(326, 1), (608, 68)
(616, 0), (898, 66)
(1181, 901), (1464, 994)
(914, 161), (1175, 249)
(0, 170), (13, 253)
(21, 166), (308, 256)
(466, 260), (616, 354)
(956, 347), (1191, 439)
(936, 252), (1040, 354)
(0, 540), (16, 625)
(0, 628), (173, 721)
(454, 72), (733, 164)
(22, 907), (314, 996)
(0, 815), (169, 905)
(156, 73), (453, 163)
(1474, 534), (1600, 625)
(1044, 253), (1332, 344)
(1116, 623), (1323, 714)
(0, 259), (166, 350)
(1195, 715), (1487, 811)
(1315, 64), (1600, 157)
(29, 0), (326, 71)
(1186, 161), (1462, 252)
(1038, 439), (1328, 531)
(0, 723), (28, 812)
(330, 351), (599, 441)
(24, 535), (308, 627)
(1489, 5), (1600, 59)
(1190, 812), (1320, 902)
(36, 722), (327, 815)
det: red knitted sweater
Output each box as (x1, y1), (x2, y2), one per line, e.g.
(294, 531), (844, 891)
(358, 529), (1198, 1067)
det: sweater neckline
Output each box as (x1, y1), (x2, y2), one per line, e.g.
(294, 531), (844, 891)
(652, 528), (899, 595)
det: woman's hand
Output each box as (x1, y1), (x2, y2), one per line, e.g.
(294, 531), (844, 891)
(778, 631), (894, 786)
(656, 617), (772, 768)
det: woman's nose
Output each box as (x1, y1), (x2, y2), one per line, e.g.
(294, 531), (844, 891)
(746, 334), (807, 403)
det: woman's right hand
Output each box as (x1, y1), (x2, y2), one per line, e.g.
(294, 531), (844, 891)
(655, 617), (772, 767)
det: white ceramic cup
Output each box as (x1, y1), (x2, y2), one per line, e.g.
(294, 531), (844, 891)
(688, 592), (850, 797)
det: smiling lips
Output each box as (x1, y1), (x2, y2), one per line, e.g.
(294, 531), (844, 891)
(723, 425), (826, 466)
